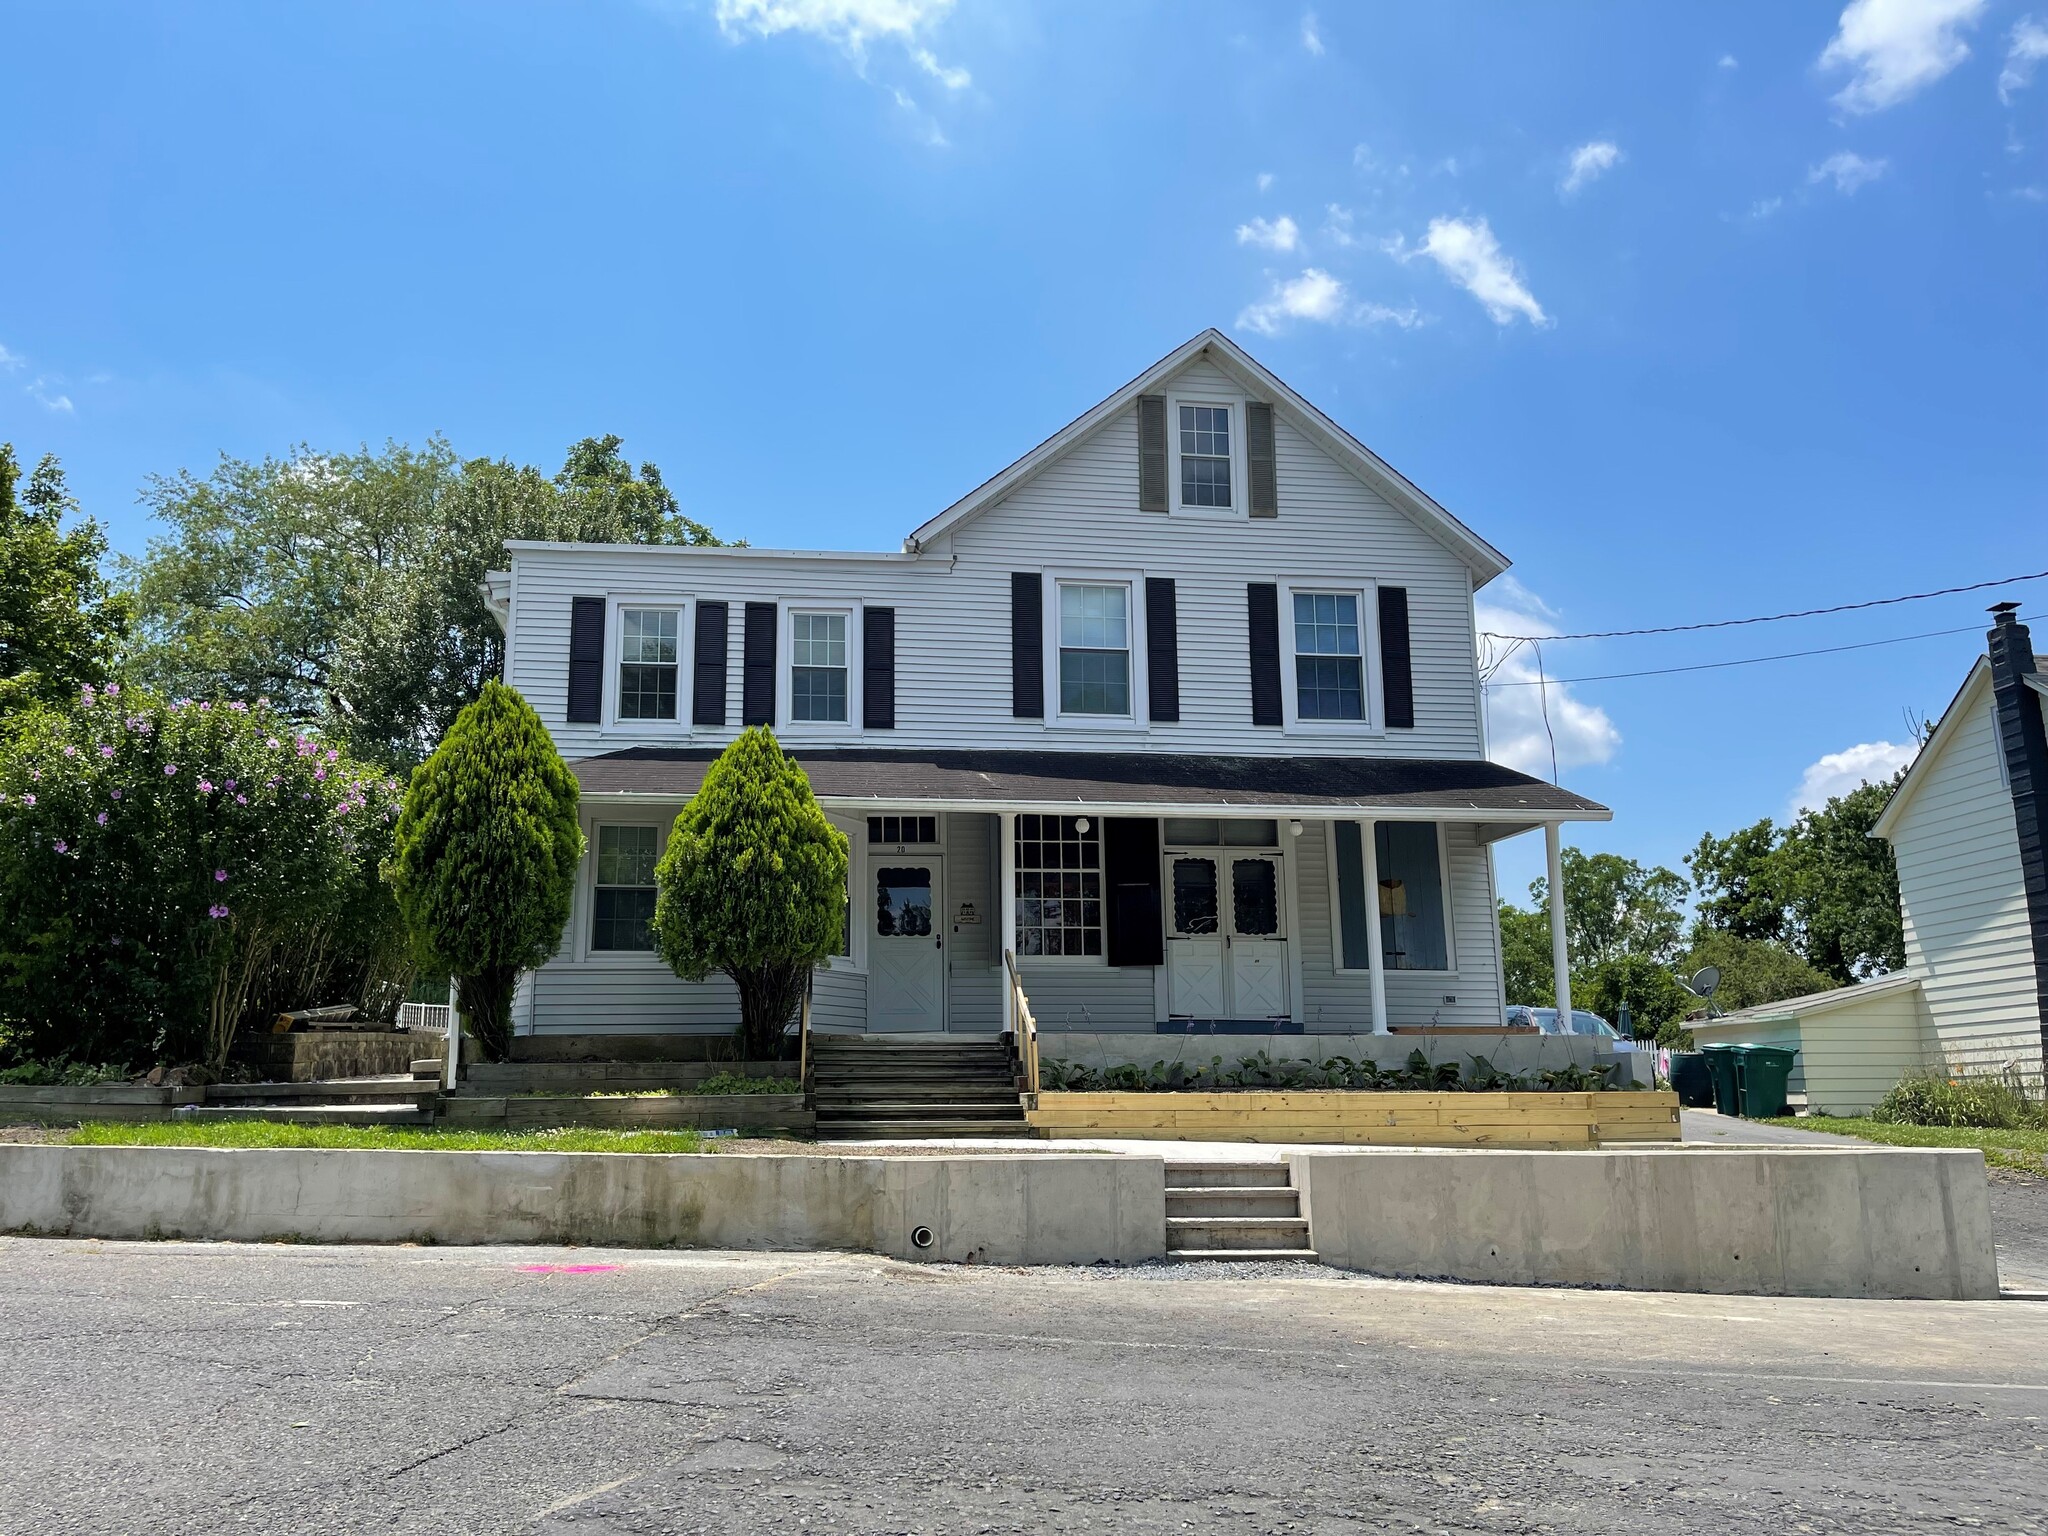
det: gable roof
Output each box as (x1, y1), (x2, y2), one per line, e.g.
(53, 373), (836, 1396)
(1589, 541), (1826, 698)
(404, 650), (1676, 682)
(904, 328), (1511, 585)
(1870, 656), (1989, 841)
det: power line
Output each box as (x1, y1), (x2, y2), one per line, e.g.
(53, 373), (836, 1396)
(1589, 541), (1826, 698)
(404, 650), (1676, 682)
(1478, 566), (2048, 644)
(1482, 615), (2039, 687)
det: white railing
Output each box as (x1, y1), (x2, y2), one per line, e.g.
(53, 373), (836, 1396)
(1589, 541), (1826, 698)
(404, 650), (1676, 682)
(1003, 949), (1041, 1098)
(397, 1002), (453, 1033)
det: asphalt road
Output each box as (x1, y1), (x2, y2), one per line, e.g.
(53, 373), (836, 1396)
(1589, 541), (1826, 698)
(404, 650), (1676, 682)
(2, 1238), (2045, 1535)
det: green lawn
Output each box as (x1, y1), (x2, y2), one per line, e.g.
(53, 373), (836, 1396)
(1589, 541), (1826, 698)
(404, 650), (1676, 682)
(1763, 1117), (2048, 1176)
(66, 1121), (709, 1154)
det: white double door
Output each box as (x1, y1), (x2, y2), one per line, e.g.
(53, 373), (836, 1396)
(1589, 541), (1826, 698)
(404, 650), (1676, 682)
(869, 857), (946, 1032)
(1165, 852), (1290, 1019)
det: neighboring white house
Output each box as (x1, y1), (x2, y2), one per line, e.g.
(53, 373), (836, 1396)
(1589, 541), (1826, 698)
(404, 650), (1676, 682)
(486, 330), (1609, 1043)
(1699, 606), (2048, 1110)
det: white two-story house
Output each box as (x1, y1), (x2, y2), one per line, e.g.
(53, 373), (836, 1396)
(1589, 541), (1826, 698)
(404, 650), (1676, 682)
(487, 330), (1609, 1048)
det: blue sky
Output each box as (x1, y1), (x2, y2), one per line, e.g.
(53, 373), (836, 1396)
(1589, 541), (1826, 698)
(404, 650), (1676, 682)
(3, 0), (2043, 900)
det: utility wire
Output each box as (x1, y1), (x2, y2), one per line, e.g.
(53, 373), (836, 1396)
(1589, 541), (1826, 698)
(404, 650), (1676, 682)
(1478, 566), (2048, 644)
(1483, 614), (2042, 687)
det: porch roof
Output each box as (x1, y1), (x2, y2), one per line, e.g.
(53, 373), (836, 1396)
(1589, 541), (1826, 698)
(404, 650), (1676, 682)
(566, 747), (1609, 822)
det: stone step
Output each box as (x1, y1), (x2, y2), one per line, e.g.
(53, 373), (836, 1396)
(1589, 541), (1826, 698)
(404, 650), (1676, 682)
(1166, 1216), (1313, 1250)
(1164, 1162), (1293, 1189)
(1164, 1188), (1301, 1219)
(179, 1103), (434, 1126)
(1166, 1248), (1321, 1264)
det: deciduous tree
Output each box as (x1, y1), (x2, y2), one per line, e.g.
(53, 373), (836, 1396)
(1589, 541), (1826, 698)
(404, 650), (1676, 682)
(0, 446), (128, 728)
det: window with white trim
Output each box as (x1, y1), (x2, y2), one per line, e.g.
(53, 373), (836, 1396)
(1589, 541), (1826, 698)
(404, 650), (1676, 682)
(1057, 582), (1131, 716)
(790, 610), (848, 723)
(1332, 821), (1450, 972)
(591, 824), (660, 952)
(1293, 592), (1365, 721)
(617, 609), (680, 721)
(1178, 403), (1233, 508)
(1013, 814), (1102, 958)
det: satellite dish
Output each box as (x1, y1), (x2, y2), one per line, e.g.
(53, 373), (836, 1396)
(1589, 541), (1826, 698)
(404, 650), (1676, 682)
(1687, 966), (1721, 999)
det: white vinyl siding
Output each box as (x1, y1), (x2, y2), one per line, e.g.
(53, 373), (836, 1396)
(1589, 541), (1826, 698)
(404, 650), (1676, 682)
(504, 363), (1483, 760)
(1887, 674), (2045, 1084)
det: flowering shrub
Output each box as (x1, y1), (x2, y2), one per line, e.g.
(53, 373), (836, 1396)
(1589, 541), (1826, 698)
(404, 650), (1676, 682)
(0, 685), (409, 1070)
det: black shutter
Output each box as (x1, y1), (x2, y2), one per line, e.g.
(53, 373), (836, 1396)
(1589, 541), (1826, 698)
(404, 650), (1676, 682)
(1137, 394), (1168, 513)
(1145, 576), (1179, 723)
(1103, 817), (1164, 968)
(1247, 400), (1278, 517)
(1378, 586), (1414, 729)
(863, 606), (895, 729)
(567, 596), (604, 724)
(1247, 583), (1282, 727)
(742, 601), (776, 727)
(1011, 572), (1044, 719)
(691, 601), (728, 727)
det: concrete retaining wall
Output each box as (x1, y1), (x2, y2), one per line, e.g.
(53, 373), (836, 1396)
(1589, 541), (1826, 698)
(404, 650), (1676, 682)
(0, 1147), (1166, 1266)
(1290, 1146), (2000, 1300)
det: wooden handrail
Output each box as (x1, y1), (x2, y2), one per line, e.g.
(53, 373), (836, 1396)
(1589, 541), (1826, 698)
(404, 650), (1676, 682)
(1003, 948), (1040, 1098)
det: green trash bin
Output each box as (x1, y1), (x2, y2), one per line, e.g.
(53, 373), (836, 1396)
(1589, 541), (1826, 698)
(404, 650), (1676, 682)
(1699, 1044), (1744, 1116)
(1666, 1051), (1715, 1108)
(1734, 1045), (1798, 1118)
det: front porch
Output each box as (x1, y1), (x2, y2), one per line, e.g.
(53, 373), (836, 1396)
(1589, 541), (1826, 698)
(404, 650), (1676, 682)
(531, 747), (1610, 1044)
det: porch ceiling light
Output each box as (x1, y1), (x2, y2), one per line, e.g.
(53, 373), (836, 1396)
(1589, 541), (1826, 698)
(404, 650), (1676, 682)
(1074, 816), (1091, 834)
(1289, 820), (1304, 837)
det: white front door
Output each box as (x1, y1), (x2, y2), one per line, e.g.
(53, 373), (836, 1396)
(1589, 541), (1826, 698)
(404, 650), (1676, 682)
(1165, 851), (1292, 1020)
(1225, 854), (1290, 1019)
(869, 859), (946, 1032)
(1166, 854), (1229, 1016)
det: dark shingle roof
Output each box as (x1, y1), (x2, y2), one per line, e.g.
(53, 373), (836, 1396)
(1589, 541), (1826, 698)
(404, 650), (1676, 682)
(567, 747), (1607, 818)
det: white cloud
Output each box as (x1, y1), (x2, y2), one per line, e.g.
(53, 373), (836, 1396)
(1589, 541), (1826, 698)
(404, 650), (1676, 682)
(713, 0), (970, 93)
(1559, 140), (1622, 196)
(1235, 214), (1300, 252)
(2000, 16), (2048, 102)
(1236, 268), (1348, 334)
(1819, 0), (1986, 115)
(1235, 269), (1421, 336)
(1300, 11), (1324, 55)
(1747, 194), (1786, 220)
(1322, 203), (1360, 247)
(0, 343), (21, 371)
(1256, 171), (1274, 192)
(1720, 53), (1740, 69)
(1789, 739), (1918, 817)
(1477, 577), (1621, 778)
(1809, 149), (1890, 191)
(1391, 216), (1549, 327)
(27, 379), (74, 414)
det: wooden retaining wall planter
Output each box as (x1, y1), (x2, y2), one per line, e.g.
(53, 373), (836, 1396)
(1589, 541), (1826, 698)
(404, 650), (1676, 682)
(438, 1093), (812, 1134)
(0, 1084), (202, 1125)
(1026, 1090), (1682, 1148)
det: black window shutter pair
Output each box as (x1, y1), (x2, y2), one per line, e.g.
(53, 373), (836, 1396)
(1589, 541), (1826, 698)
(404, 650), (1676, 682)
(1012, 572), (1178, 723)
(569, 597), (894, 730)
(1136, 394), (1277, 516)
(1245, 583), (1413, 729)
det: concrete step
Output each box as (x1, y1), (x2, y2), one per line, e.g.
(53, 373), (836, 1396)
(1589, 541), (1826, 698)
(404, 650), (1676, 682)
(816, 1120), (1031, 1139)
(180, 1103), (433, 1126)
(1164, 1188), (1301, 1219)
(1165, 1162), (1292, 1189)
(1166, 1216), (1313, 1251)
(816, 1105), (1028, 1123)
(1167, 1248), (1321, 1264)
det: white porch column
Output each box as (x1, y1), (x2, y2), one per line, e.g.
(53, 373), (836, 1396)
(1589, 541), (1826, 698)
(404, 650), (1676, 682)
(1545, 821), (1572, 1021)
(999, 810), (1018, 1035)
(1360, 818), (1390, 1035)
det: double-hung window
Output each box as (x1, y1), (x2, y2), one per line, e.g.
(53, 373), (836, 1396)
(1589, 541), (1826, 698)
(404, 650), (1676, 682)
(1179, 404), (1233, 508)
(1013, 814), (1102, 958)
(1293, 592), (1365, 721)
(1057, 582), (1131, 716)
(790, 611), (848, 723)
(617, 608), (680, 721)
(591, 825), (660, 952)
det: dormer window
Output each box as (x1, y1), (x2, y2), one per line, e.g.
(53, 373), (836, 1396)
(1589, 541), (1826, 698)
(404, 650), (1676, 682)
(618, 608), (681, 721)
(1179, 404), (1233, 508)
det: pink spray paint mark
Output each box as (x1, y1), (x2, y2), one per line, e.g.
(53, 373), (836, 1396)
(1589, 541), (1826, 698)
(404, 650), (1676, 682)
(517, 1263), (621, 1275)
